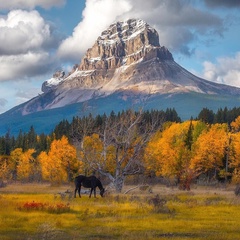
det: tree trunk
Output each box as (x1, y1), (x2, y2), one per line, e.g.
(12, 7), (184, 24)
(114, 175), (125, 193)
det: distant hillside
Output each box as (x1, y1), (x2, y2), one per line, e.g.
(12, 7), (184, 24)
(1, 91), (240, 136)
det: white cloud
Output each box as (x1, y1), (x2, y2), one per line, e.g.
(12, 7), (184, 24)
(122, 0), (223, 56)
(0, 10), (59, 81)
(202, 52), (240, 87)
(0, 10), (51, 55)
(0, 52), (53, 81)
(0, 0), (65, 10)
(57, 0), (132, 61)
(58, 0), (224, 62)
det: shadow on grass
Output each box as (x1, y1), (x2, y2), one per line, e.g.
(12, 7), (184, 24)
(156, 232), (208, 238)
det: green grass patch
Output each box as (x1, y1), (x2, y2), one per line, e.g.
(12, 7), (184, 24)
(0, 184), (240, 239)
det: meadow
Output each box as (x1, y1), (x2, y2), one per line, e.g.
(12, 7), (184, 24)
(0, 183), (240, 240)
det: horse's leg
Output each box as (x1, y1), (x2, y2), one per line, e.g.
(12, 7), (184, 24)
(78, 185), (81, 198)
(94, 187), (97, 198)
(89, 188), (93, 198)
(74, 184), (79, 198)
(74, 187), (77, 198)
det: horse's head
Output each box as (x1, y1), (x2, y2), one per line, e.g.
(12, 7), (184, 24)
(100, 188), (105, 197)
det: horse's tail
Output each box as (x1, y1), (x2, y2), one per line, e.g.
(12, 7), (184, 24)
(74, 176), (78, 186)
(74, 175), (85, 187)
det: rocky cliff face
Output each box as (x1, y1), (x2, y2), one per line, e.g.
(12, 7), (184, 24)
(79, 19), (172, 71)
(18, 18), (240, 115)
(58, 19), (173, 90)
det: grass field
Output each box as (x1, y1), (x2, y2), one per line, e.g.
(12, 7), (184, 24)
(0, 183), (240, 240)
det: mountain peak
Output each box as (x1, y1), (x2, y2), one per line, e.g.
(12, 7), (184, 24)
(78, 18), (173, 73)
(98, 18), (160, 48)
(22, 18), (240, 115)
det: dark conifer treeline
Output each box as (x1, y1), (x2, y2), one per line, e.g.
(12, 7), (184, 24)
(1, 106), (240, 156)
(198, 107), (240, 124)
(0, 108), (180, 155)
(0, 127), (53, 156)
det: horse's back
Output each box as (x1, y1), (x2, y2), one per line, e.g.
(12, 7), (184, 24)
(75, 175), (101, 188)
(75, 175), (86, 186)
(83, 176), (97, 188)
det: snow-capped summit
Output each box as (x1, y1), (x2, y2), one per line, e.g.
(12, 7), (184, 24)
(42, 70), (65, 93)
(98, 19), (159, 47)
(78, 18), (170, 73)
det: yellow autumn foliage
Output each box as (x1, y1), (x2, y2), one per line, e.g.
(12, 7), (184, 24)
(145, 121), (201, 178)
(191, 124), (228, 175)
(38, 136), (78, 184)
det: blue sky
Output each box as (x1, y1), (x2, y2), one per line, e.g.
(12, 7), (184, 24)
(0, 0), (239, 114)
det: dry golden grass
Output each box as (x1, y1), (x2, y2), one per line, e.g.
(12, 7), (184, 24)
(0, 183), (240, 240)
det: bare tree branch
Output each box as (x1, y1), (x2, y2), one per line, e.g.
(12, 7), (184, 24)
(79, 109), (164, 192)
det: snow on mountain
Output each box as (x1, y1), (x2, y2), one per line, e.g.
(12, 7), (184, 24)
(42, 70), (65, 93)
(98, 19), (157, 45)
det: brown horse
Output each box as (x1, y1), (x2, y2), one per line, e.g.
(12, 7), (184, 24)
(74, 175), (105, 198)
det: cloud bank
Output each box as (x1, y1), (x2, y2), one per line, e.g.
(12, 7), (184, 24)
(0, 10), (59, 81)
(202, 52), (240, 87)
(0, 10), (51, 55)
(58, 0), (131, 61)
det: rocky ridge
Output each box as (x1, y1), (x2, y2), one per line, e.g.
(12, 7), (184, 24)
(50, 19), (174, 92)
(78, 19), (173, 71)
(42, 70), (65, 93)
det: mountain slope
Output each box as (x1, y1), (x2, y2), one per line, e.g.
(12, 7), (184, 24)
(1, 91), (240, 136)
(7, 18), (240, 117)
